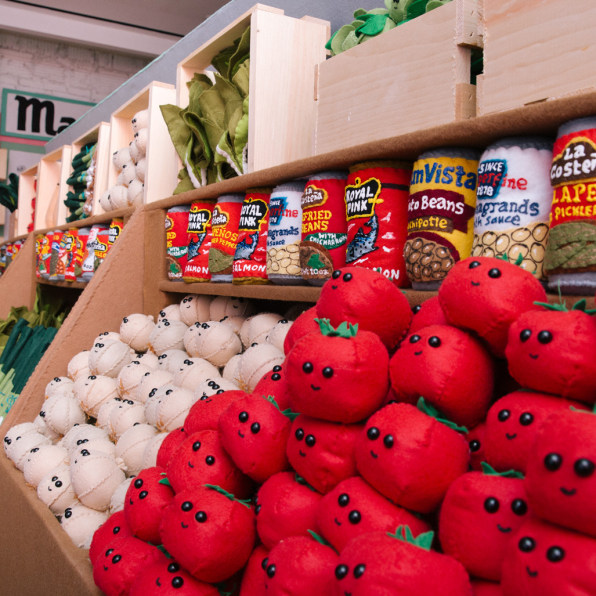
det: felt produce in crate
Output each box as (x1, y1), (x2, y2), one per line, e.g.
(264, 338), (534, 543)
(37, 463), (79, 514)
(316, 475), (431, 551)
(266, 319), (293, 352)
(438, 256), (548, 357)
(61, 504), (109, 549)
(159, 485), (256, 583)
(158, 303), (182, 323)
(252, 363), (291, 410)
(148, 319), (188, 355)
(355, 402), (469, 513)
(45, 375), (74, 399)
(68, 350), (91, 381)
(505, 300), (596, 403)
(472, 580), (503, 595)
(283, 306), (319, 354)
(183, 389), (246, 434)
(115, 424), (157, 476)
(157, 349), (188, 372)
(61, 423), (110, 454)
(524, 408), (596, 538)
(141, 432), (168, 470)
(263, 534), (339, 594)
(389, 323), (495, 428)
(183, 320), (241, 366)
(334, 526), (472, 595)
(483, 391), (587, 473)
(155, 385), (196, 432)
(110, 477), (133, 514)
(74, 374), (119, 418)
(179, 294), (212, 326)
(175, 357), (220, 391)
(3, 421), (37, 455)
(286, 319), (389, 423)
(409, 295), (449, 332)
(501, 516), (596, 596)
(236, 343), (285, 392)
(88, 510), (133, 564)
(239, 544), (269, 595)
(88, 339), (133, 378)
(5, 430), (51, 471)
(119, 314), (155, 352)
(107, 399), (146, 440)
(23, 443), (68, 487)
(254, 471), (323, 549)
(218, 393), (292, 483)
(156, 427), (188, 469)
(286, 415), (362, 494)
(194, 376), (239, 401)
(40, 391), (87, 437)
(439, 465), (530, 581)
(117, 363), (152, 401)
(467, 421), (487, 471)
(316, 266), (412, 351)
(239, 312), (285, 348)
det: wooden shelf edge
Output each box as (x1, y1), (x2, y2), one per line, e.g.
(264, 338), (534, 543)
(36, 279), (87, 290)
(2, 233), (29, 245)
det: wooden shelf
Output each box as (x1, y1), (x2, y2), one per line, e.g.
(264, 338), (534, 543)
(36, 279), (87, 290)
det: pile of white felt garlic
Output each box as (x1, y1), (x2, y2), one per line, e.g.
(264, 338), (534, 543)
(99, 109), (148, 211)
(3, 294), (295, 549)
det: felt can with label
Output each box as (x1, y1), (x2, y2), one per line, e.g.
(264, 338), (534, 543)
(233, 187), (272, 284)
(38, 232), (53, 280)
(345, 160), (412, 287)
(109, 218), (124, 247)
(82, 224), (108, 281)
(62, 228), (78, 282)
(546, 116), (596, 293)
(74, 227), (90, 282)
(406, 148), (480, 290)
(183, 199), (216, 283)
(209, 194), (244, 283)
(49, 230), (64, 281)
(472, 137), (553, 279)
(300, 171), (348, 285)
(94, 225), (110, 272)
(266, 180), (306, 284)
(34, 234), (43, 279)
(165, 206), (190, 281)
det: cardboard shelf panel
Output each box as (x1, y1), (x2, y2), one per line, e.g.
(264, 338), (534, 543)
(0, 233), (36, 316)
(35, 146), (72, 230)
(16, 163), (39, 236)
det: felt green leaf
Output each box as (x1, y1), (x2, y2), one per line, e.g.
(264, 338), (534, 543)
(204, 484), (252, 508)
(160, 104), (192, 162)
(416, 397), (468, 433)
(355, 13), (390, 37)
(480, 462), (524, 479)
(389, 525), (434, 550)
(157, 544), (172, 558)
(407, 0), (430, 19)
(158, 476), (172, 487)
(315, 318), (358, 338)
(228, 26), (251, 80)
(232, 60), (250, 99)
(295, 474), (317, 492)
(426, 0), (452, 12)
(341, 29), (362, 52)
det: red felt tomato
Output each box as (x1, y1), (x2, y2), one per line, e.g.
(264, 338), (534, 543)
(89, 510), (133, 565)
(129, 559), (219, 595)
(156, 427), (188, 469)
(439, 256), (547, 356)
(184, 390), (247, 434)
(472, 580), (503, 595)
(283, 306), (319, 355)
(252, 363), (291, 410)
(410, 295), (448, 332)
(467, 422), (487, 471)
(238, 545), (269, 596)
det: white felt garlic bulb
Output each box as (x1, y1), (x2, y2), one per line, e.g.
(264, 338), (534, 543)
(133, 127), (148, 156)
(37, 463), (79, 514)
(112, 147), (132, 169)
(117, 362), (153, 400)
(194, 377), (239, 401)
(61, 424), (111, 456)
(156, 386), (196, 432)
(238, 343), (285, 392)
(266, 319), (293, 352)
(136, 368), (175, 404)
(183, 321), (242, 367)
(141, 432), (168, 470)
(116, 169), (135, 187)
(99, 189), (114, 212)
(104, 185), (129, 210)
(135, 157), (147, 182)
(240, 313), (285, 348)
(222, 353), (243, 385)
(107, 400), (146, 441)
(115, 423), (157, 477)
(45, 376), (75, 400)
(93, 331), (121, 344)
(157, 304), (182, 323)
(33, 411), (61, 441)
(3, 422), (38, 458)
(219, 315), (247, 334)
(96, 398), (125, 431)
(131, 351), (159, 369)
(157, 349), (189, 373)
(42, 392), (87, 437)
(120, 314), (155, 352)
(175, 357), (220, 391)
(7, 432), (51, 471)
(67, 350), (91, 381)
(209, 295), (255, 320)
(109, 477), (133, 514)
(74, 374), (120, 418)
(127, 179), (144, 206)
(148, 319), (188, 355)
(23, 444), (69, 487)
(179, 294), (212, 326)
(128, 140), (140, 164)
(61, 504), (109, 548)
(131, 109), (149, 132)
(88, 340), (133, 378)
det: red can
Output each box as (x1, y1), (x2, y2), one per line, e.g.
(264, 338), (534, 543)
(165, 206), (190, 281)
(183, 199), (216, 283)
(209, 194), (244, 282)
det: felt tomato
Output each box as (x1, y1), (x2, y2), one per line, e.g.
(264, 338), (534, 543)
(505, 302), (596, 403)
(156, 427), (188, 469)
(525, 409), (596, 538)
(501, 517), (596, 596)
(316, 476), (431, 551)
(316, 266), (412, 351)
(159, 485), (256, 584)
(286, 414), (362, 494)
(123, 466), (174, 544)
(183, 390), (246, 435)
(218, 394), (292, 483)
(439, 256), (547, 357)
(283, 306), (319, 355)
(334, 527), (472, 595)
(467, 422), (487, 471)
(439, 466), (530, 581)
(354, 402), (469, 513)
(484, 391), (587, 473)
(254, 471), (322, 549)
(252, 363), (291, 410)
(410, 295), (448, 333)
(262, 535), (339, 595)
(166, 430), (253, 499)
(129, 560), (219, 595)
(88, 510), (133, 565)
(92, 535), (166, 596)
(389, 324), (495, 428)
(472, 580), (503, 595)
(238, 544), (269, 596)
(286, 319), (389, 423)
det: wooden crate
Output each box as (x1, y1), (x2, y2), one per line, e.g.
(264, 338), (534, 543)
(477, 0), (596, 115)
(108, 81), (178, 205)
(16, 163), (39, 236)
(315, 0), (481, 156)
(176, 4), (330, 174)
(35, 145), (72, 230)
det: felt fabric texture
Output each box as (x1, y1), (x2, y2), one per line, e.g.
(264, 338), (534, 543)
(286, 415), (362, 494)
(238, 545), (269, 595)
(159, 486), (256, 584)
(183, 389), (246, 434)
(156, 427), (188, 469)
(525, 409), (596, 538)
(355, 403), (470, 513)
(505, 308), (596, 404)
(129, 560), (219, 595)
(255, 471), (322, 549)
(88, 510), (133, 564)
(389, 323), (495, 428)
(252, 363), (291, 410)
(409, 295), (449, 332)
(316, 266), (412, 351)
(467, 421), (487, 471)
(439, 471), (530, 581)
(218, 393), (291, 483)
(282, 306), (319, 354)
(501, 517), (596, 596)
(316, 476), (431, 551)
(471, 580), (503, 595)
(183, 321), (242, 366)
(438, 256), (548, 357)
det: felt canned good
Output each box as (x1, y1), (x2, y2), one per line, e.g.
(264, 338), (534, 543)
(406, 147), (480, 289)
(345, 160), (412, 286)
(73, 227), (90, 282)
(165, 206), (190, 281)
(183, 199), (216, 282)
(472, 137), (553, 279)
(60, 228), (78, 282)
(81, 224), (109, 282)
(209, 194), (244, 282)
(37, 232), (53, 279)
(48, 230), (64, 281)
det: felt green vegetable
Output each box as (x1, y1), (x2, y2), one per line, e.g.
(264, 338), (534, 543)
(0, 173), (19, 212)
(66, 143), (96, 221)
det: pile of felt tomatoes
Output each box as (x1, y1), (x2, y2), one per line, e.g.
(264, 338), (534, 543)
(91, 257), (596, 596)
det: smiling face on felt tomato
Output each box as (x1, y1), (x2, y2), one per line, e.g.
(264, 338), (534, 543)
(438, 256), (547, 356)
(316, 266), (413, 351)
(389, 323), (495, 428)
(166, 429), (253, 499)
(286, 415), (362, 494)
(183, 389), (246, 435)
(484, 391), (587, 474)
(501, 516), (596, 596)
(525, 409), (596, 538)
(158, 486), (256, 584)
(439, 471), (530, 581)
(506, 308), (596, 403)
(89, 510), (133, 565)
(218, 394), (291, 483)
(316, 476), (431, 552)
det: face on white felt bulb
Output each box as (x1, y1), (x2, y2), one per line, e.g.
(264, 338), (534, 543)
(37, 463), (79, 514)
(61, 504), (109, 548)
(119, 313), (155, 353)
(183, 321), (242, 367)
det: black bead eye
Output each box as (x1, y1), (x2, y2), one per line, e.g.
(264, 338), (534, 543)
(546, 546), (565, 562)
(76, 439), (88, 445)
(383, 435), (394, 448)
(271, 373), (281, 381)
(498, 409), (510, 422)
(367, 427), (380, 440)
(266, 564), (276, 578)
(251, 422), (260, 434)
(488, 268), (501, 278)
(273, 365), (282, 372)
(55, 480), (63, 488)
(302, 362), (313, 373)
(139, 490), (148, 499)
(511, 499), (527, 516)
(113, 526), (120, 534)
(484, 497), (500, 513)
(469, 260), (481, 269)
(354, 564), (366, 579)
(171, 576), (184, 588)
(343, 273), (352, 282)
(519, 412), (534, 426)
(574, 458), (595, 477)
(519, 537), (536, 552)
(338, 493), (349, 507)
(168, 562), (180, 573)
(332, 270), (341, 279)
(192, 441), (201, 452)
(520, 329), (532, 342)
(335, 564), (348, 579)
(134, 478), (143, 489)
(181, 501), (193, 512)
(149, 388), (157, 398)
(537, 330), (553, 344)
(409, 334), (421, 343)
(255, 504), (261, 515)
(261, 557), (269, 571)
(469, 439), (481, 452)
(164, 321), (170, 327)
(305, 434), (316, 447)
(195, 511), (207, 523)
(239, 411), (249, 423)
(544, 453), (562, 471)
(322, 367), (333, 378)
(205, 456), (215, 465)
(428, 336), (441, 348)
(105, 548), (113, 556)
(295, 428), (304, 441)
(348, 510), (361, 524)
(64, 508), (72, 518)
(122, 317), (128, 323)
(81, 449), (90, 456)
(412, 305), (422, 314)
(112, 554), (122, 564)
